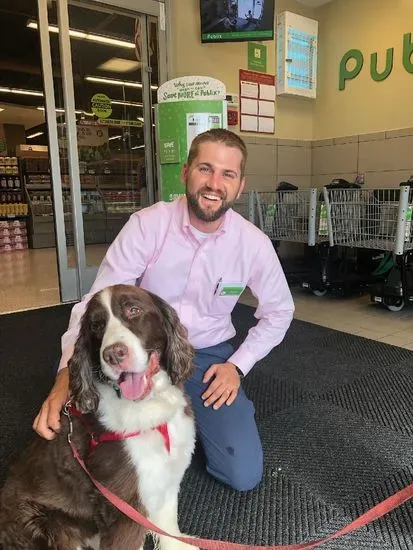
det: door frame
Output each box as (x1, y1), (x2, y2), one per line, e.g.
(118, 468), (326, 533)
(37, 0), (169, 302)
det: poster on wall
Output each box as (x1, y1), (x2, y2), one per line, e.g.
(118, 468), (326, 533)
(248, 42), (267, 72)
(156, 76), (227, 202)
(239, 69), (275, 133)
(186, 113), (222, 155)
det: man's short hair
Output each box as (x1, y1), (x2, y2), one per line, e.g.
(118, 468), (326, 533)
(187, 128), (248, 179)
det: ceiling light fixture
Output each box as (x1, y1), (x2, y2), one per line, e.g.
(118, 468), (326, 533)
(108, 135), (122, 141)
(111, 100), (143, 108)
(86, 76), (141, 88)
(36, 106), (94, 116)
(98, 58), (140, 73)
(27, 21), (135, 49)
(27, 131), (44, 139)
(85, 76), (158, 90)
(0, 87), (43, 97)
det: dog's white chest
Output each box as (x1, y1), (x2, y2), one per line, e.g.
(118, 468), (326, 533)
(125, 411), (195, 513)
(124, 408), (195, 513)
(97, 377), (196, 521)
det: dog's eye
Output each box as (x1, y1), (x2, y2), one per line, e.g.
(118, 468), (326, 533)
(91, 321), (105, 333)
(126, 305), (142, 318)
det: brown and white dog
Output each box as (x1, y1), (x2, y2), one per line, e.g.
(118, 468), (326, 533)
(0, 284), (197, 550)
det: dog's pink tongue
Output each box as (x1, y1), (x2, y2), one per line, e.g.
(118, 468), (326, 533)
(119, 372), (146, 401)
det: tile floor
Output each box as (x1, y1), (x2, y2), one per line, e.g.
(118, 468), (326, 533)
(240, 288), (413, 351)
(0, 245), (108, 314)
(1, 247), (413, 350)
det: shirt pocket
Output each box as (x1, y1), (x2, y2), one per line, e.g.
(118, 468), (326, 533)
(209, 282), (246, 315)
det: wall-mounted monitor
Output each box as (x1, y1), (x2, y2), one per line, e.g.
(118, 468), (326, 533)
(200, 0), (275, 43)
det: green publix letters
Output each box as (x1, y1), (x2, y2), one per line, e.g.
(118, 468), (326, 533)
(339, 32), (413, 90)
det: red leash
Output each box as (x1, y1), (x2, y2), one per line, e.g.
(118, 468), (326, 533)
(65, 407), (413, 549)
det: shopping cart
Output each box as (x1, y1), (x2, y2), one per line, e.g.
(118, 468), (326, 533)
(255, 186), (323, 244)
(325, 186), (400, 251)
(254, 186), (329, 287)
(322, 184), (412, 306)
(367, 183), (413, 311)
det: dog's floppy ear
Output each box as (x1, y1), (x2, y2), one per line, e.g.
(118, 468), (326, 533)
(150, 293), (194, 385)
(68, 322), (99, 414)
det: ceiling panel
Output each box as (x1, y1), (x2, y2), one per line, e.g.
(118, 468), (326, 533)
(0, 103), (45, 129)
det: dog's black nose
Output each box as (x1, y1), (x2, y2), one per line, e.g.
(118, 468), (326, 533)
(103, 343), (129, 366)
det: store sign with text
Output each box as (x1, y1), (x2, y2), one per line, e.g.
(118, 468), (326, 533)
(157, 76), (226, 103)
(339, 32), (413, 90)
(159, 139), (180, 164)
(58, 123), (108, 148)
(90, 93), (112, 118)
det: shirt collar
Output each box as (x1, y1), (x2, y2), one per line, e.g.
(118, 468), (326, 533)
(179, 195), (232, 237)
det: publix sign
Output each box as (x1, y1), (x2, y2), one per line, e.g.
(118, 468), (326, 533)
(339, 32), (413, 90)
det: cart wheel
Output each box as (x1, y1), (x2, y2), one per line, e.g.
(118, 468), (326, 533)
(387, 299), (405, 312)
(313, 289), (327, 297)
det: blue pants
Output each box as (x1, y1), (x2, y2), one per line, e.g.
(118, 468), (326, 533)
(185, 342), (263, 491)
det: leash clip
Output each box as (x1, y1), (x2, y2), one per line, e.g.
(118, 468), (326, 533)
(63, 400), (73, 445)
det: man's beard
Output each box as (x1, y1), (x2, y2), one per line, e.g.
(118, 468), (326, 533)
(185, 186), (236, 223)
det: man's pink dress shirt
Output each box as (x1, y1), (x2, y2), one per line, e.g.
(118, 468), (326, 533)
(59, 197), (295, 376)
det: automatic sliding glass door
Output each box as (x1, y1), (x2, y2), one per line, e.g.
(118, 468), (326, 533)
(37, 0), (163, 301)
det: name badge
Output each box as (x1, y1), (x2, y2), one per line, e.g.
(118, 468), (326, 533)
(219, 283), (245, 296)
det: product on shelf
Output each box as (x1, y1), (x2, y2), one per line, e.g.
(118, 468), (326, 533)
(0, 224), (27, 237)
(101, 190), (140, 214)
(0, 220), (28, 253)
(23, 157), (49, 173)
(0, 156), (19, 176)
(27, 174), (50, 185)
(0, 156), (28, 220)
(30, 192), (54, 216)
(0, 190), (29, 217)
(81, 190), (105, 214)
(1, 175), (21, 189)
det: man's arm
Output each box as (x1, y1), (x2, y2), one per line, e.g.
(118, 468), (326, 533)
(33, 211), (156, 439)
(228, 236), (295, 376)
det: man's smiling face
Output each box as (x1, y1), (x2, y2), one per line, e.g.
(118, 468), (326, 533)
(183, 141), (245, 225)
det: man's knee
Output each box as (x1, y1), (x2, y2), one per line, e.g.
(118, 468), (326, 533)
(209, 445), (264, 492)
(228, 463), (263, 492)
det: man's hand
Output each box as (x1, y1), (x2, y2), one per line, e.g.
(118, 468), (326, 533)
(33, 368), (70, 440)
(202, 362), (242, 410)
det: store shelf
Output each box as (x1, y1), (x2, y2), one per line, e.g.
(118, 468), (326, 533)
(18, 149), (145, 249)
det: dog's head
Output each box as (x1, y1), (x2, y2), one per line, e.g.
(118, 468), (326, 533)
(68, 285), (194, 413)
